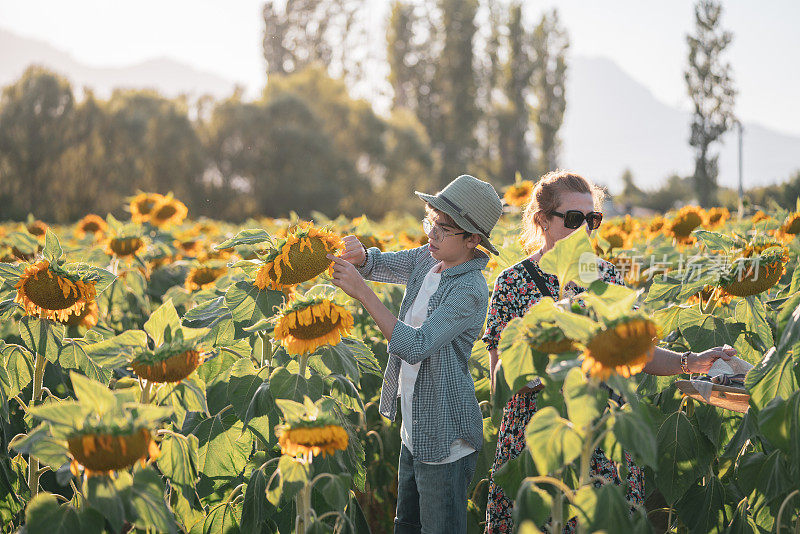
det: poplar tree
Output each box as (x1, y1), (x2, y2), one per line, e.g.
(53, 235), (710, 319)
(685, 0), (736, 207)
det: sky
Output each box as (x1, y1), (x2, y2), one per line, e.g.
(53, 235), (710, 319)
(1, 0), (799, 136)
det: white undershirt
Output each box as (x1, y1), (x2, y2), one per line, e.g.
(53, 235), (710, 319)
(398, 263), (476, 464)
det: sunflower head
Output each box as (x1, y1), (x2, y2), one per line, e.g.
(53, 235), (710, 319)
(26, 220), (49, 238)
(274, 297), (354, 355)
(185, 264), (227, 291)
(59, 300), (100, 328)
(129, 192), (165, 223)
(106, 236), (145, 258)
(720, 248), (789, 297)
(68, 426), (160, 477)
(356, 233), (386, 252)
(503, 180), (535, 207)
(598, 226), (630, 251)
(647, 216), (666, 236)
(149, 196), (188, 228)
(581, 314), (658, 380)
(278, 422), (349, 460)
(751, 211), (771, 224)
(667, 206), (705, 241)
(14, 260), (98, 322)
(132, 349), (204, 383)
(781, 212), (800, 235)
(75, 214), (108, 240)
(254, 225), (343, 290)
(686, 285), (733, 307)
(704, 207), (730, 229)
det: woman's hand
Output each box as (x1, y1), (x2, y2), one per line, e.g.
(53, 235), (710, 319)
(328, 254), (369, 301)
(688, 344), (736, 374)
(339, 235), (366, 266)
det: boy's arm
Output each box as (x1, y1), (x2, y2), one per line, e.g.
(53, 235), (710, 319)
(340, 234), (423, 285)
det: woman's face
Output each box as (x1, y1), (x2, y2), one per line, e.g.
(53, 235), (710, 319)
(545, 191), (598, 244)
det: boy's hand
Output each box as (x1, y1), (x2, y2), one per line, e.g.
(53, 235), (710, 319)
(340, 235), (366, 266)
(328, 254), (369, 301)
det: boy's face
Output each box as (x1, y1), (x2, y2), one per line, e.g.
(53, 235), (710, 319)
(423, 214), (477, 265)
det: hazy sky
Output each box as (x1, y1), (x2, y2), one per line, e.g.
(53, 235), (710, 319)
(2, 0), (798, 136)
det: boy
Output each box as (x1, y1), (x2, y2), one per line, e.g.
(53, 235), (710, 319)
(328, 174), (503, 533)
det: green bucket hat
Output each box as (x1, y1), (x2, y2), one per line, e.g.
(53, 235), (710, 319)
(416, 174), (503, 255)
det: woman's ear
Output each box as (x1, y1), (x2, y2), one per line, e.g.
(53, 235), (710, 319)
(533, 210), (549, 232)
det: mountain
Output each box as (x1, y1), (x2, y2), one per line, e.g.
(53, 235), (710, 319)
(0, 28), (235, 99)
(1, 28), (798, 193)
(562, 56), (800, 192)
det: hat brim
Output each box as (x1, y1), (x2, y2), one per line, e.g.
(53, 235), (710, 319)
(416, 191), (499, 255)
(675, 380), (750, 413)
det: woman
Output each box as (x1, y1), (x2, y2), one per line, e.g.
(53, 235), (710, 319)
(484, 170), (734, 533)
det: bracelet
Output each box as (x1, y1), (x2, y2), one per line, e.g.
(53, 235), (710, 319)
(680, 351), (692, 374)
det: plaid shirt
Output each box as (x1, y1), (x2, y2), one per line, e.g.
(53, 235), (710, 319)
(357, 244), (488, 463)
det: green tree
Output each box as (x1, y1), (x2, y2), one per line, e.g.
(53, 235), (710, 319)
(531, 9), (569, 176)
(0, 66), (74, 221)
(685, 0), (736, 207)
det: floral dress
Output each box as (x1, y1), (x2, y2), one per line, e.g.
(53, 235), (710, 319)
(483, 258), (645, 534)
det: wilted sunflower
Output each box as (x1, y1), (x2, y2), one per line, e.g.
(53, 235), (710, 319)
(149, 197), (188, 228)
(274, 298), (353, 355)
(781, 212), (800, 235)
(129, 192), (165, 223)
(68, 427), (160, 477)
(185, 265), (227, 291)
(132, 349), (204, 383)
(26, 220), (49, 238)
(503, 180), (535, 207)
(667, 206), (705, 242)
(278, 421), (349, 460)
(106, 235), (145, 258)
(704, 207), (730, 230)
(581, 315), (658, 380)
(59, 300), (100, 328)
(75, 214), (108, 239)
(720, 248), (789, 297)
(254, 225), (343, 290)
(15, 260), (98, 322)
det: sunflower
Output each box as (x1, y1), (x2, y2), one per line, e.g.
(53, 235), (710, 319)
(59, 300), (100, 328)
(529, 325), (576, 354)
(686, 285), (733, 307)
(14, 260), (97, 322)
(598, 226), (630, 251)
(68, 427), (160, 477)
(75, 214), (108, 240)
(503, 180), (535, 207)
(149, 197), (188, 228)
(704, 207), (730, 230)
(781, 212), (800, 235)
(398, 231), (428, 249)
(106, 236), (145, 258)
(581, 315), (658, 380)
(131, 349), (204, 383)
(667, 206), (705, 242)
(720, 249), (789, 297)
(751, 211), (770, 224)
(26, 220), (49, 238)
(254, 225), (343, 290)
(274, 298), (353, 355)
(129, 192), (165, 223)
(185, 265), (227, 291)
(175, 238), (205, 258)
(647, 216), (666, 237)
(278, 422), (349, 460)
(357, 233), (386, 252)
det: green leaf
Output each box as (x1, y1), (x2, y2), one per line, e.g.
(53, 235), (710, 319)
(24, 494), (82, 534)
(28, 401), (92, 430)
(645, 276), (683, 304)
(83, 329), (148, 368)
(679, 309), (742, 352)
(735, 297), (773, 352)
(190, 409), (253, 480)
(19, 317), (64, 363)
(227, 359), (273, 425)
(538, 230), (596, 299)
(157, 433), (199, 490)
(676, 475), (725, 534)
(42, 230), (63, 262)
(496, 318), (538, 400)
(225, 281), (285, 329)
(215, 229), (272, 250)
(655, 411), (705, 504)
(777, 299), (800, 354)
(513, 480), (552, 529)
(277, 455), (310, 503)
(144, 299), (181, 346)
(85, 474), (128, 533)
(726, 497), (760, 534)
(70, 372), (116, 415)
(201, 501), (242, 534)
(9, 424), (70, 469)
(745, 346), (798, 410)
(572, 483), (633, 533)
(340, 337), (382, 377)
(581, 280), (638, 321)
(524, 406), (582, 475)
(694, 230), (737, 253)
(563, 368), (605, 432)
(319, 473), (351, 512)
(241, 465), (275, 534)
(1, 344), (33, 397)
(611, 406), (658, 469)
(123, 467), (177, 534)
(652, 305), (684, 336)
(183, 296), (230, 329)
(58, 340), (112, 385)
(494, 448), (538, 500)
(269, 366), (323, 403)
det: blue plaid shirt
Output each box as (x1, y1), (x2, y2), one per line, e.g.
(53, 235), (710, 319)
(357, 244), (488, 462)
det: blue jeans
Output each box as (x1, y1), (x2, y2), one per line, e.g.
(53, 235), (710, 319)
(394, 444), (479, 534)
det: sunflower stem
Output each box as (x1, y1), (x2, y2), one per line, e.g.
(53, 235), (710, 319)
(700, 287), (720, 315)
(140, 379), (152, 404)
(27, 352), (47, 497)
(298, 353), (310, 377)
(295, 479), (313, 533)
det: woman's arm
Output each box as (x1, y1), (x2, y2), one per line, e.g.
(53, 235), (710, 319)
(643, 345), (736, 376)
(489, 348), (500, 392)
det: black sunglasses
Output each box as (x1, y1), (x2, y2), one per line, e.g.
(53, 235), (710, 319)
(550, 210), (603, 230)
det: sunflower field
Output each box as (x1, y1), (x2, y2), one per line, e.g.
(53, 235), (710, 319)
(1, 192), (799, 533)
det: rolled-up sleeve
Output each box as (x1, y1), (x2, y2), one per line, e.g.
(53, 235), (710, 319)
(356, 245), (425, 285)
(387, 284), (485, 365)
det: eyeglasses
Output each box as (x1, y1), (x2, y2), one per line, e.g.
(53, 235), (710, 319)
(422, 218), (469, 240)
(550, 210), (603, 230)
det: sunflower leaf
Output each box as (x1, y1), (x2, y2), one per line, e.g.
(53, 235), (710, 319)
(121, 466), (177, 534)
(85, 475), (128, 533)
(157, 432), (199, 490)
(82, 329), (148, 368)
(539, 230), (597, 299)
(42, 230), (63, 263)
(9, 424), (71, 470)
(144, 299), (181, 347)
(524, 406), (582, 475)
(24, 494), (82, 534)
(19, 317), (65, 364)
(215, 229), (273, 250)
(70, 372), (115, 415)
